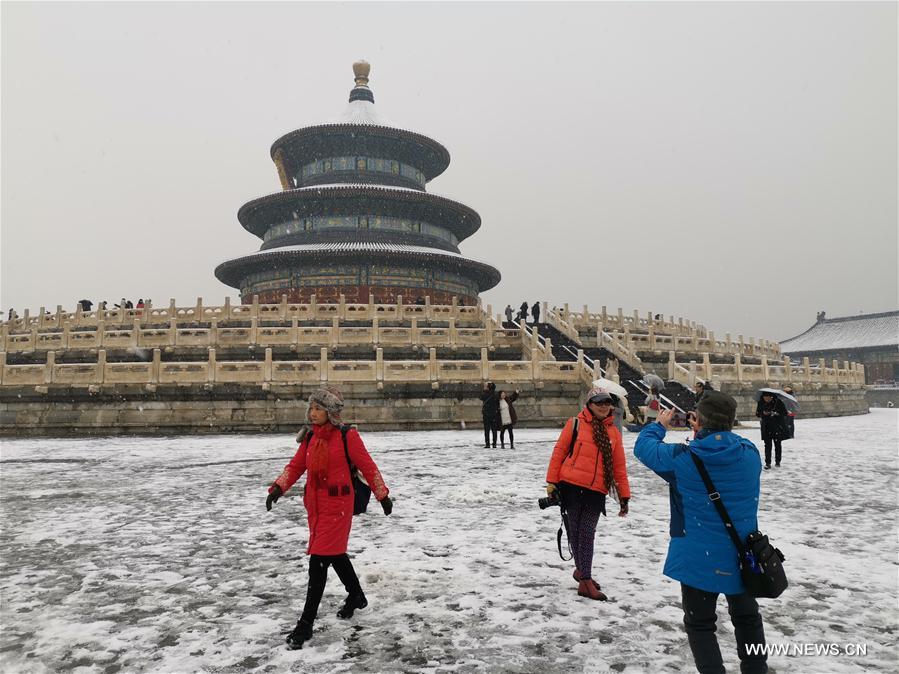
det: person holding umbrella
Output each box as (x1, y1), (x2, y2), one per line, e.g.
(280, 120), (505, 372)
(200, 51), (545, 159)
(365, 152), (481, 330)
(755, 389), (789, 469)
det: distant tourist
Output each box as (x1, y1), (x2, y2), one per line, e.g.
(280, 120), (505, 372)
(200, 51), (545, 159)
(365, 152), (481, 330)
(498, 389), (520, 449)
(265, 386), (393, 650)
(125, 300), (134, 309)
(136, 299), (145, 309)
(531, 301), (541, 324)
(643, 386), (661, 425)
(756, 391), (787, 469)
(98, 301), (107, 310)
(634, 394), (768, 674)
(693, 380), (714, 407)
(518, 301), (529, 325)
(504, 304), (514, 325)
(545, 386), (630, 601)
(7, 308), (16, 321)
(78, 299), (93, 311)
(480, 382), (500, 448)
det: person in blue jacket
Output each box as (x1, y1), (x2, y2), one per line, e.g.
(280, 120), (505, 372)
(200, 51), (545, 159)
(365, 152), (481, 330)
(634, 391), (768, 674)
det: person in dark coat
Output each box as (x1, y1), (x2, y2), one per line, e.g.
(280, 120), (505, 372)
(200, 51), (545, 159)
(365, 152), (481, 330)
(634, 393), (768, 674)
(266, 386), (393, 650)
(519, 301), (529, 325)
(498, 389), (520, 448)
(531, 301), (541, 324)
(756, 392), (787, 469)
(480, 382), (500, 448)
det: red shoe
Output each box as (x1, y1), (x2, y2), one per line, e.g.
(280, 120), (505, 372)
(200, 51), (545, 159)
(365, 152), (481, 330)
(573, 569), (602, 592)
(577, 579), (608, 601)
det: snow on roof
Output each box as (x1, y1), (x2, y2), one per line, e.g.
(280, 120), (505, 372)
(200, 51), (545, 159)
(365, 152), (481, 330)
(780, 311), (899, 353)
(251, 241), (465, 258)
(335, 99), (382, 125)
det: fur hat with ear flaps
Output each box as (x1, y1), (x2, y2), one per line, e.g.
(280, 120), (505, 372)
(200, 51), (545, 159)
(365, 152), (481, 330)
(306, 385), (345, 426)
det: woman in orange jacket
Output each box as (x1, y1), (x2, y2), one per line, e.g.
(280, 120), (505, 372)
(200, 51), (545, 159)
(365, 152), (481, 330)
(266, 385), (393, 649)
(545, 386), (631, 600)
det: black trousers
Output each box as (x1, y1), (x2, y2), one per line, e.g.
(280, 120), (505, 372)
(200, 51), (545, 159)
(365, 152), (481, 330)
(500, 424), (514, 447)
(763, 439), (782, 466)
(483, 416), (497, 447)
(681, 583), (767, 674)
(300, 553), (363, 625)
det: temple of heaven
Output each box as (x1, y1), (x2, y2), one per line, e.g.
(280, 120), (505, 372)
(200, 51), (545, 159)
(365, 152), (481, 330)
(215, 61), (501, 306)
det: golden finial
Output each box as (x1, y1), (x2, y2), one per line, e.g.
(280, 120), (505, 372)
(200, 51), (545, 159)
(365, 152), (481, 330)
(353, 60), (371, 87)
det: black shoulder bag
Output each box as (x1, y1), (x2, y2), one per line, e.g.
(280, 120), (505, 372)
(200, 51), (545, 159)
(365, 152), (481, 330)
(690, 452), (788, 598)
(340, 424), (372, 516)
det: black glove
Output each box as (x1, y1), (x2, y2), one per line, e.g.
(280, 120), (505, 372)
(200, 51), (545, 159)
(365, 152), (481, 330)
(266, 484), (283, 511)
(618, 497), (630, 517)
(380, 496), (393, 516)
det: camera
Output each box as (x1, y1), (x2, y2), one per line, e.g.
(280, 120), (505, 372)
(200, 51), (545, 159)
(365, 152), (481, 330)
(538, 492), (561, 510)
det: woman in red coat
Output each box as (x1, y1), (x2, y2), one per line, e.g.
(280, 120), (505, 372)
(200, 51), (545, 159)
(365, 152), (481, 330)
(545, 386), (631, 600)
(266, 386), (392, 650)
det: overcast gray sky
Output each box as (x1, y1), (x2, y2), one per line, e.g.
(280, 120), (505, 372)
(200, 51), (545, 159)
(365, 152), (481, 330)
(2, 1), (896, 342)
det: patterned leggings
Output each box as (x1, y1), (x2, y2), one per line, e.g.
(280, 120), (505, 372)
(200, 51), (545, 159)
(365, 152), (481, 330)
(559, 483), (607, 581)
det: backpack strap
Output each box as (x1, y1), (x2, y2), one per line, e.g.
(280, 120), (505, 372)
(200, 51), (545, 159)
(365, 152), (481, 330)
(339, 423), (354, 472)
(567, 417), (580, 458)
(689, 452), (747, 555)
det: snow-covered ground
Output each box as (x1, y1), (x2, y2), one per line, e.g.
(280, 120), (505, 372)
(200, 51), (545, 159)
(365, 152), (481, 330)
(1, 410), (896, 673)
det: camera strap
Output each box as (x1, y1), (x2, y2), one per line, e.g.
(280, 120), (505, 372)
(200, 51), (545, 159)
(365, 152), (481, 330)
(556, 509), (573, 561)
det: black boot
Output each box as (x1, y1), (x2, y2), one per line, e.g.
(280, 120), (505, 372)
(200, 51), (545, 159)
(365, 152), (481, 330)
(337, 591), (368, 619)
(285, 619), (313, 650)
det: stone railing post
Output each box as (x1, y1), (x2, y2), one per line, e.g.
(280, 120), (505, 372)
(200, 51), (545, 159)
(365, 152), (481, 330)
(783, 356), (792, 382)
(195, 297), (203, 318)
(97, 320), (106, 348)
(375, 347), (384, 385)
(264, 348), (272, 382)
(45, 350), (55, 384)
(168, 298), (177, 319)
(448, 318), (457, 347)
(424, 295), (432, 321)
(411, 318), (419, 345)
(648, 327), (656, 350)
(251, 295), (259, 319)
(761, 355), (769, 381)
(97, 349), (107, 384)
(131, 319), (140, 348)
(207, 348), (216, 383)
(668, 351), (676, 379)
(320, 348), (329, 382)
(250, 317), (258, 346)
(481, 347), (489, 381)
(702, 352), (712, 381)
(372, 317), (379, 347)
(429, 347), (438, 384)
(396, 294), (404, 321)
(310, 293), (317, 315)
(733, 353), (742, 383)
(331, 317), (339, 348)
(223, 296), (232, 319)
(0, 351), (5, 385)
(601, 305), (608, 323)
(151, 349), (161, 383)
(707, 331), (716, 353)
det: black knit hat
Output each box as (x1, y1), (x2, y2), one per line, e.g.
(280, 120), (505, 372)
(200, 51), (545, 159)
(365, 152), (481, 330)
(697, 391), (737, 431)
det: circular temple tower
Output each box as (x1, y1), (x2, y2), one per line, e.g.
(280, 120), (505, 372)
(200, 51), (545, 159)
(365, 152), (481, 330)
(215, 61), (500, 305)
